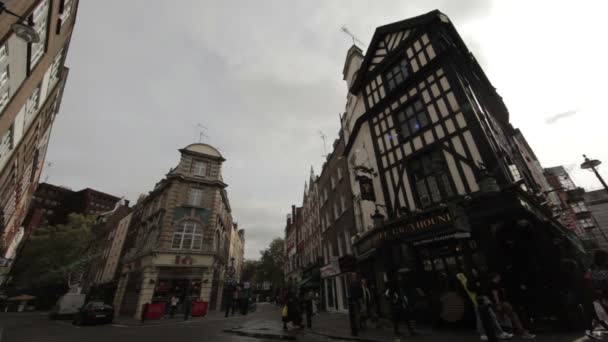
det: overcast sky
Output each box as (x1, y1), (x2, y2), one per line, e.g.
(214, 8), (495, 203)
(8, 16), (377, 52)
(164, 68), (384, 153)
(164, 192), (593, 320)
(44, 0), (608, 259)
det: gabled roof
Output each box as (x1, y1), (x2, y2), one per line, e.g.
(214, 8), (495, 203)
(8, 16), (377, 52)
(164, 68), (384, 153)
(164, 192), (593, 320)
(350, 9), (446, 93)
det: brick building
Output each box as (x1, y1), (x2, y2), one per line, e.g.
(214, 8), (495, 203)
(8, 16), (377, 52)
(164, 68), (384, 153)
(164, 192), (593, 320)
(318, 133), (357, 312)
(0, 0), (79, 283)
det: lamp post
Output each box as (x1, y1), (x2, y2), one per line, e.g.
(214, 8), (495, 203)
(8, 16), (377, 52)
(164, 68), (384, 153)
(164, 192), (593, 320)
(0, 2), (40, 43)
(371, 204), (387, 228)
(581, 155), (608, 194)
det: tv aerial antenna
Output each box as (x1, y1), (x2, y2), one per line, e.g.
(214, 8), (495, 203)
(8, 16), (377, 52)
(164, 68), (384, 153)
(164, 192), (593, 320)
(319, 131), (328, 157)
(341, 26), (366, 48)
(43, 161), (53, 183)
(197, 124), (209, 143)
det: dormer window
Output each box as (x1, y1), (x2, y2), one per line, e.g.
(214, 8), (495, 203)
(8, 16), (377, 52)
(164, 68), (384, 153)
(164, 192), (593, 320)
(193, 160), (209, 177)
(385, 59), (409, 91)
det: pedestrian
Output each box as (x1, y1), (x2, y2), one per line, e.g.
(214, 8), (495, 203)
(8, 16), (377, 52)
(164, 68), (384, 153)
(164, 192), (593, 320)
(348, 273), (363, 336)
(141, 302), (149, 324)
(304, 290), (314, 328)
(584, 250), (608, 339)
(224, 285), (234, 318)
(242, 287), (250, 315)
(282, 289), (303, 330)
(184, 296), (191, 321)
(170, 295), (179, 318)
(458, 269), (512, 341)
(489, 272), (535, 339)
(384, 283), (415, 336)
(233, 286), (241, 316)
(360, 278), (372, 330)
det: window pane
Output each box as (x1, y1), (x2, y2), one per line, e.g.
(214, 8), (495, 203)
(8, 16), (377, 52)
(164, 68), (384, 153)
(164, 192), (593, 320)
(416, 180), (431, 206)
(397, 111), (406, 122)
(400, 122), (410, 138)
(441, 173), (454, 197)
(172, 234), (183, 249)
(414, 100), (423, 111)
(427, 176), (442, 202)
(395, 73), (404, 84)
(182, 236), (193, 249)
(418, 112), (429, 127)
(405, 105), (415, 117)
(409, 118), (421, 134)
(192, 236), (202, 250)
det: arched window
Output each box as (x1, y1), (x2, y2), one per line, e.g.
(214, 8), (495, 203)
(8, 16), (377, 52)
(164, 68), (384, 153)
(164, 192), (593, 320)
(172, 221), (203, 250)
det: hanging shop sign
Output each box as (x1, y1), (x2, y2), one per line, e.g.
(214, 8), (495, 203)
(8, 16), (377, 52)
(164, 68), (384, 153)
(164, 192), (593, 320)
(357, 175), (376, 202)
(320, 257), (341, 278)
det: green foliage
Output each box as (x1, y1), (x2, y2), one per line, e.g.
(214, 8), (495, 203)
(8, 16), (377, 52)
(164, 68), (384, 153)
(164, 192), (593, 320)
(10, 214), (96, 291)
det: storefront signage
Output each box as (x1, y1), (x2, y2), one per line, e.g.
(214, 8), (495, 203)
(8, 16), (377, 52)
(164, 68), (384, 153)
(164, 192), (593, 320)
(321, 257), (340, 278)
(380, 211), (452, 241)
(174, 255), (193, 265)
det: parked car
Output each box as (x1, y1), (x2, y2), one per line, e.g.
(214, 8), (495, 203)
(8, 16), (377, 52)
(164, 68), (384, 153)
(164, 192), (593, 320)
(49, 293), (86, 319)
(72, 301), (114, 325)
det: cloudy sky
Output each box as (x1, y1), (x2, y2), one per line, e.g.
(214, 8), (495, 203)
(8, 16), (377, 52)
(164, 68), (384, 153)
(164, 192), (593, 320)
(44, 0), (608, 259)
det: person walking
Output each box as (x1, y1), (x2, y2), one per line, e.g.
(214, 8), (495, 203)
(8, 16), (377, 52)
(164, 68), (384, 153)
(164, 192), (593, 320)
(490, 272), (535, 339)
(360, 278), (372, 330)
(184, 296), (191, 321)
(141, 302), (149, 324)
(584, 250), (608, 339)
(170, 295), (179, 318)
(385, 283), (416, 336)
(224, 285), (234, 318)
(304, 290), (314, 328)
(458, 269), (512, 341)
(282, 289), (303, 330)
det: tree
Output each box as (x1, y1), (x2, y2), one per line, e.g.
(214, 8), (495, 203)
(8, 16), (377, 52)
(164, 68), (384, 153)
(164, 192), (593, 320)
(258, 238), (285, 289)
(8, 214), (96, 306)
(241, 260), (260, 283)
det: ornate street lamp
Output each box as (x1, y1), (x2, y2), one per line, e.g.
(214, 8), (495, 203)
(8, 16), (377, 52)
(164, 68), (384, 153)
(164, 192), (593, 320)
(371, 207), (386, 228)
(581, 154), (608, 194)
(0, 2), (40, 43)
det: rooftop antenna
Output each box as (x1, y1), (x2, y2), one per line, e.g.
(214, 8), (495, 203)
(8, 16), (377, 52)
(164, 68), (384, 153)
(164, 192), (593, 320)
(319, 131), (328, 157)
(43, 161), (53, 183)
(341, 25), (366, 48)
(197, 124), (209, 143)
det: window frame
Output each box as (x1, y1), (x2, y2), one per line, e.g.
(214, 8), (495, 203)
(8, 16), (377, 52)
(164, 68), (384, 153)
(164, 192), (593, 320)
(188, 188), (204, 207)
(171, 221), (204, 250)
(393, 96), (431, 141)
(192, 160), (208, 177)
(409, 149), (455, 208)
(384, 58), (410, 92)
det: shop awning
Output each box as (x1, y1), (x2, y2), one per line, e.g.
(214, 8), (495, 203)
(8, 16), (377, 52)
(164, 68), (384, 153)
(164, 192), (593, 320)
(298, 277), (320, 289)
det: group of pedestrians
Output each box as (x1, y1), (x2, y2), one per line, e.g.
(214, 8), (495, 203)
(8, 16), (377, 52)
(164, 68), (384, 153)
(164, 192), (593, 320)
(457, 268), (535, 341)
(280, 288), (315, 330)
(223, 283), (251, 317)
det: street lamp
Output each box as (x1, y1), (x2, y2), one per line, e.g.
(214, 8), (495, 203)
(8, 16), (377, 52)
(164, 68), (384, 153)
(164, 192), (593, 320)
(0, 2), (40, 43)
(581, 154), (608, 194)
(371, 204), (386, 228)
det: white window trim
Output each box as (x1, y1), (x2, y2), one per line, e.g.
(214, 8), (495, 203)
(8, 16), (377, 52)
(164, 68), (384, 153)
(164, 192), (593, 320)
(0, 89), (9, 112)
(171, 221), (203, 250)
(188, 188), (204, 206)
(59, 0), (73, 23)
(193, 160), (208, 177)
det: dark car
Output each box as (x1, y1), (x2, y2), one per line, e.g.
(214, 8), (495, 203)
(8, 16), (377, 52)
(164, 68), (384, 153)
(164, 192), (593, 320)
(72, 301), (114, 325)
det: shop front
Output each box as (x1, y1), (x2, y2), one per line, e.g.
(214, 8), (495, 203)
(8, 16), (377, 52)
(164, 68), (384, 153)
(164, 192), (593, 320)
(115, 253), (217, 319)
(353, 189), (588, 326)
(320, 257), (349, 312)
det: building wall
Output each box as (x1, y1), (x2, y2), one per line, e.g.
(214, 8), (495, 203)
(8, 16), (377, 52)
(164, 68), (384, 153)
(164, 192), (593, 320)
(100, 212), (132, 284)
(114, 144), (237, 318)
(585, 190), (608, 250)
(0, 0), (79, 271)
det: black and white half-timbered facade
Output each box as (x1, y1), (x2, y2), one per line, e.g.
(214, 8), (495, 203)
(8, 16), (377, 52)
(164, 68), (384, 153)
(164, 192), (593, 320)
(342, 10), (587, 323)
